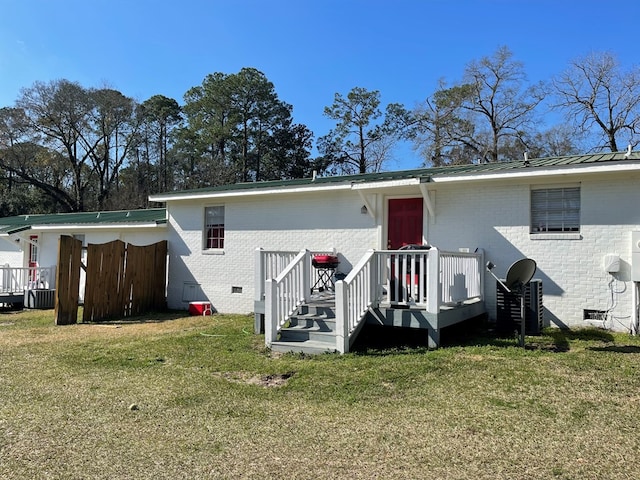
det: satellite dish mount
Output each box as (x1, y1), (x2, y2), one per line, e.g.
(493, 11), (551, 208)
(486, 258), (537, 347)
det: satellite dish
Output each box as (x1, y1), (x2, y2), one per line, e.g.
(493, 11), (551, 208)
(505, 258), (537, 292)
(486, 257), (537, 348)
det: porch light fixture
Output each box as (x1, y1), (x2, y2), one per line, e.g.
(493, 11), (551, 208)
(360, 205), (368, 214)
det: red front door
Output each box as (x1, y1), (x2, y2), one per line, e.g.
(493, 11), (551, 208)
(387, 198), (423, 249)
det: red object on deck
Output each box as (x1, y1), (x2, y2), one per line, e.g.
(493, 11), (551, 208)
(312, 254), (339, 268)
(189, 301), (212, 316)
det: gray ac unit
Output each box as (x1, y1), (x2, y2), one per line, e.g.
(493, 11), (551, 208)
(24, 289), (56, 309)
(496, 279), (543, 335)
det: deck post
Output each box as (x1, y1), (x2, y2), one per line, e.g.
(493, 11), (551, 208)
(302, 249), (311, 304)
(426, 247), (441, 314)
(369, 250), (379, 304)
(426, 319), (440, 349)
(254, 248), (264, 334)
(334, 280), (349, 353)
(264, 278), (278, 347)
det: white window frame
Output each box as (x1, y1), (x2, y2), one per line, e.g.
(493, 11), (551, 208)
(530, 185), (580, 235)
(203, 205), (225, 252)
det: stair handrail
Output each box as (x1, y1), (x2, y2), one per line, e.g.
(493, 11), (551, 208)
(334, 249), (378, 353)
(264, 249), (311, 348)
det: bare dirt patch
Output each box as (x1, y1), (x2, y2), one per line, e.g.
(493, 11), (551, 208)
(215, 371), (295, 387)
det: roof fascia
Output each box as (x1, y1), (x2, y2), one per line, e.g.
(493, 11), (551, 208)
(430, 162), (640, 183)
(150, 183), (353, 202)
(35, 222), (167, 232)
(0, 225), (33, 236)
(350, 178), (422, 190)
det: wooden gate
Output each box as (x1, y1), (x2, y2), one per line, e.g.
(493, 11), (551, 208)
(83, 239), (167, 322)
(55, 237), (167, 324)
(55, 235), (83, 325)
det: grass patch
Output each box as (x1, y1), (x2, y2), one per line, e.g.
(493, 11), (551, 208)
(1, 310), (640, 478)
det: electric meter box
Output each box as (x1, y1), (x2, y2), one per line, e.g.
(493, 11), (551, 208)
(632, 232), (640, 282)
(603, 254), (621, 273)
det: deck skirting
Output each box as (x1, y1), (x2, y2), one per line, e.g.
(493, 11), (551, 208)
(366, 299), (486, 348)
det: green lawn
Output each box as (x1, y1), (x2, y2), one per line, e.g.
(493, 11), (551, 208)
(1, 309), (639, 479)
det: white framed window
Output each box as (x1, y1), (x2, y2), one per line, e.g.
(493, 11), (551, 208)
(204, 206), (225, 250)
(530, 186), (580, 233)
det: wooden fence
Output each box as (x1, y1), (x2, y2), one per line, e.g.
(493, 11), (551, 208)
(55, 236), (167, 324)
(83, 239), (167, 322)
(55, 236), (82, 325)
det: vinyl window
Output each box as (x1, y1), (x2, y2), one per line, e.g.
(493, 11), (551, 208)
(530, 187), (580, 233)
(204, 206), (225, 249)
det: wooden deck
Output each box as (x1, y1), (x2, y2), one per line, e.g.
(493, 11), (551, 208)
(257, 247), (487, 354)
(268, 292), (486, 354)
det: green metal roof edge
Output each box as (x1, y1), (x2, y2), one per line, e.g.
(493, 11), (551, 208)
(152, 151), (640, 199)
(0, 208), (167, 230)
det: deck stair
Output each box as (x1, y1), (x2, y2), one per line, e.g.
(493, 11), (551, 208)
(269, 294), (338, 354)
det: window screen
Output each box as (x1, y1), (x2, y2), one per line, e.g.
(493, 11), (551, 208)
(531, 187), (580, 233)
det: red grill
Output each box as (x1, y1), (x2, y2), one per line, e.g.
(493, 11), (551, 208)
(312, 254), (339, 269)
(312, 254), (339, 292)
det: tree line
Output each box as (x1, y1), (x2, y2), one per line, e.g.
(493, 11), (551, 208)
(1, 48), (639, 215)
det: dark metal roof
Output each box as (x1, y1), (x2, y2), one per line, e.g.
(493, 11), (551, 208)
(0, 208), (167, 235)
(152, 151), (640, 199)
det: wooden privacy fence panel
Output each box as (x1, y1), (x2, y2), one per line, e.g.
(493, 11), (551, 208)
(82, 239), (167, 323)
(83, 240), (126, 322)
(55, 235), (83, 325)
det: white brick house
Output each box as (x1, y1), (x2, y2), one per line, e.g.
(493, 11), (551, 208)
(151, 151), (640, 334)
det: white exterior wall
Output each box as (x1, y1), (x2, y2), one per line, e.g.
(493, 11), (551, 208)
(33, 229), (167, 271)
(0, 238), (23, 267)
(426, 173), (640, 331)
(165, 190), (380, 313)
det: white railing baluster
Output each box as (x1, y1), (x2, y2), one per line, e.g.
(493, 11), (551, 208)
(0, 266), (56, 294)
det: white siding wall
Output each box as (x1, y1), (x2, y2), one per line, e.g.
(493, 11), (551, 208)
(427, 175), (640, 330)
(0, 239), (23, 266)
(165, 191), (380, 312)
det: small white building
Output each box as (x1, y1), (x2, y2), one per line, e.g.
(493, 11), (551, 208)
(149, 151), (640, 338)
(0, 209), (167, 304)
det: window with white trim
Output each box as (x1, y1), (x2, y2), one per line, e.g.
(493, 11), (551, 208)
(530, 186), (580, 233)
(204, 206), (225, 249)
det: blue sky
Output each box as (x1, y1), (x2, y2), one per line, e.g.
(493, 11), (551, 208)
(1, 0), (639, 170)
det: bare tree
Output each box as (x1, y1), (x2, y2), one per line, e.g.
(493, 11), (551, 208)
(398, 47), (545, 165)
(552, 51), (640, 152)
(460, 46), (546, 162)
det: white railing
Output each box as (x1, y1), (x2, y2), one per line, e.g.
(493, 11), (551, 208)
(335, 247), (484, 353)
(254, 248), (336, 307)
(264, 250), (311, 347)
(0, 265), (56, 294)
(335, 250), (378, 353)
(439, 250), (484, 306)
(259, 246), (484, 353)
(254, 248), (299, 306)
